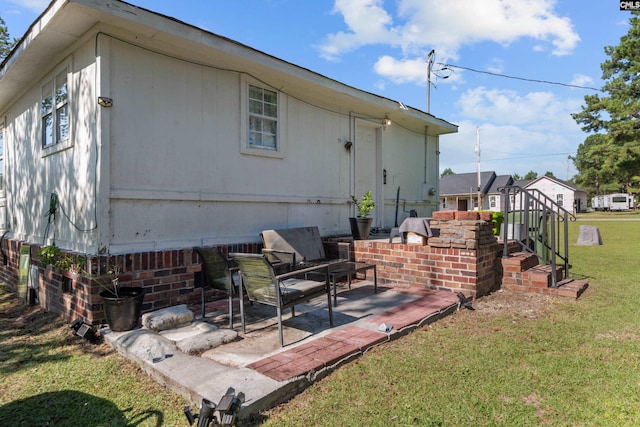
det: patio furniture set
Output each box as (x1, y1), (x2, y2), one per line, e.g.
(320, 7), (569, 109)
(195, 226), (377, 347)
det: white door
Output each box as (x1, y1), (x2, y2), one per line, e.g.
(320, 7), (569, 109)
(355, 122), (379, 226)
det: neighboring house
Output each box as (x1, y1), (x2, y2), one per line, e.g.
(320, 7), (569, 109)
(486, 174), (514, 212)
(439, 171), (500, 211)
(0, 1), (457, 320)
(0, 0), (457, 254)
(440, 173), (585, 214)
(521, 176), (587, 214)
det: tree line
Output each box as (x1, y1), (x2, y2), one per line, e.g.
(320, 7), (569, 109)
(571, 11), (640, 199)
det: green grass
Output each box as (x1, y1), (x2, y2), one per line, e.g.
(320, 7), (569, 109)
(0, 288), (190, 426)
(1, 216), (639, 426)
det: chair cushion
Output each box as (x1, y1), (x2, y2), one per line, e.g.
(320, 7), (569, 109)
(261, 227), (326, 263)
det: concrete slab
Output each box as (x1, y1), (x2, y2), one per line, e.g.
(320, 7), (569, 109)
(103, 282), (459, 421)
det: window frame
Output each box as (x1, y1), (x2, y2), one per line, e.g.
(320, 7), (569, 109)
(556, 193), (564, 206)
(240, 76), (286, 158)
(41, 59), (73, 155)
(0, 123), (4, 194)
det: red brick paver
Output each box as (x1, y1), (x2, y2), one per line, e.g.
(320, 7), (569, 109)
(248, 289), (458, 381)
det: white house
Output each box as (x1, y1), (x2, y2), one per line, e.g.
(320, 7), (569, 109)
(0, 0), (457, 320)
(0, 0), (457, 256)
(439, 171), (512, 212)
(514, 176), (587, 214)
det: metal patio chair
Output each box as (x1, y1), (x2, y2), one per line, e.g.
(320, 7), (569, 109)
(194, 247), (239, 328)
(229, 252), (333, 347)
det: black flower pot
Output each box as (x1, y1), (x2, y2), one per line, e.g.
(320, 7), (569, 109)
(349, 217), (373, 240)
(100, 287), (145, 332)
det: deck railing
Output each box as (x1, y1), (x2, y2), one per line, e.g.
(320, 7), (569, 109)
(499, 185), (576, 287)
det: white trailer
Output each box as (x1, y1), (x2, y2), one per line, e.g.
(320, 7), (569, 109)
(609, 193), (634, 211)
(592, 193), (635, 211)
(591, 195), (607, 211)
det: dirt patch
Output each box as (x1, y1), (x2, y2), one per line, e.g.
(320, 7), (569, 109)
(471, 288), (556, 319)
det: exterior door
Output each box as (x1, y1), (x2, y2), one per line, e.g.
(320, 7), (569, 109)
(355, 122), (379, 226)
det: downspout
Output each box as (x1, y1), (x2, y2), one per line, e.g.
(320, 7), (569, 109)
(349, 111), (354, 218)
(424, 126), (428, 185)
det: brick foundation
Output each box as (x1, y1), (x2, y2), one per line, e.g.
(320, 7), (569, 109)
(0, 239), (261, 326)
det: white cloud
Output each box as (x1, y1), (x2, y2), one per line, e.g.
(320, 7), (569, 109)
(373, 56), (426, 84)
(320, 0), (580, 82)
(440, 119), (578, 178)
(439, 88), (584, 178)
(456, 87), (580, 126)
(319, 0), (399, 61)
(486, 58), (505, 74)
(570, 74), (595, 88)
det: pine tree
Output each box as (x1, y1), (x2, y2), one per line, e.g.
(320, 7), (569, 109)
(0, 16), (18, 61)
(572, 11), (640, 193)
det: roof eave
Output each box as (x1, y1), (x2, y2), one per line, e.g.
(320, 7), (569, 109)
(0, 0), (458, 136)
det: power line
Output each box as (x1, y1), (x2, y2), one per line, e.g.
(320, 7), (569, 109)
(484, 152), (572, 162)
(438, 63), (601, 91)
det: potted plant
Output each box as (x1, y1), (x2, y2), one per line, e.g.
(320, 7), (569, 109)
(349, 190), (375, 240)
(39, 245), (144, 331)
(97, 263), (145, 332)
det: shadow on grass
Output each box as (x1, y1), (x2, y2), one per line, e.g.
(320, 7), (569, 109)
(0, 390), (164, 426)
(0, 285), (111, 375)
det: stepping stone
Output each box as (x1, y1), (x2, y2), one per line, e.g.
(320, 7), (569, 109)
(142, 304), (194, 331)
(176, 329), (238, 354)
(576, 225), (602, 246)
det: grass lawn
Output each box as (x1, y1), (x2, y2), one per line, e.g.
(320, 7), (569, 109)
(0, 290), (191, 425)
(1, 214), (639, 426)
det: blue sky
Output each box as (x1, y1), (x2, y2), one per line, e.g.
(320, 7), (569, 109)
(0, 1), (632, 180)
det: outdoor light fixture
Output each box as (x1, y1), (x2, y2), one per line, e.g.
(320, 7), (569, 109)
(382, 116), (391, 128)
(184, 389), (245, 426)
(69, 319), (101, 343)
(98, 96), (113, 107)
(339, 137), (352, 150)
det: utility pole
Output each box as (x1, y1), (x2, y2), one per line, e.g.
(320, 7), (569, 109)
(475, 127), (481, 210)
(426, 49), (435, 114)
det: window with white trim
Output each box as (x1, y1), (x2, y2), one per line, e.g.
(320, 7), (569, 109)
(0, 126), (4, 191)
(248, 85), (277, 150)
(41, 66), (69, 148)
(489, 195), (497, 208)
(556, 193), (564, 206)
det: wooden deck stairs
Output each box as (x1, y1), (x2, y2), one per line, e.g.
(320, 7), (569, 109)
(501, 252), (588, 299)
